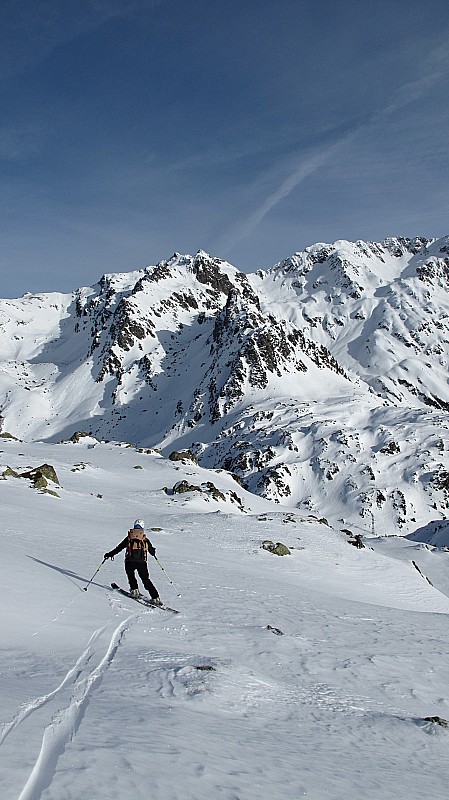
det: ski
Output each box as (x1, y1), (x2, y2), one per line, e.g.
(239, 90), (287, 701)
(111, 583), (179, 613)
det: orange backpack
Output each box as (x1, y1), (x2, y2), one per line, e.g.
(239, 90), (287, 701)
(126, 528), (148, 561)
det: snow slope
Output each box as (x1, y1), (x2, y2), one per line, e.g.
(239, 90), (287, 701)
(1, 237), (449, 534)
(1, 439), (449, 800)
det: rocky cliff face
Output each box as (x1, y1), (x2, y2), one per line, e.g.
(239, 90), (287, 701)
(1, 236), (449, 533)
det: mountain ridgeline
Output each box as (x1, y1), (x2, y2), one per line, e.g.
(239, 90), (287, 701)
(1, 235), (449, 535)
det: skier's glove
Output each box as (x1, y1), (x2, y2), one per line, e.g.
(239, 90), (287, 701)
(149, 546), (156, 558)
(104, 552), (113, 560)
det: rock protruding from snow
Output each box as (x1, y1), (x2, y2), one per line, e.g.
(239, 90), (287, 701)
(1, 237), (449, 533)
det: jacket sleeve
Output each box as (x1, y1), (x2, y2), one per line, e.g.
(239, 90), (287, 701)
(108, 537), (129, 557)
(146, 537), (156, 557)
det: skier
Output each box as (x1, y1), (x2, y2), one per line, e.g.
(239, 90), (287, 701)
(104, 519), (161, 604)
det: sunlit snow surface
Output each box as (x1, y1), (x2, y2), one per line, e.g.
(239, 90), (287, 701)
(1, 237), (449, 535)
(1, 440), (449, 800)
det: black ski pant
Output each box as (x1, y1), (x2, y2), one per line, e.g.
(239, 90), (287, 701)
(125, 560), (158, 599)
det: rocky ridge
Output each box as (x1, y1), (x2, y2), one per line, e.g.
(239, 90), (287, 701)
(1, 236), (449, 534)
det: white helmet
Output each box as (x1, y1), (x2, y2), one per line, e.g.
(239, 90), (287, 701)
(134, 519), (145, 529)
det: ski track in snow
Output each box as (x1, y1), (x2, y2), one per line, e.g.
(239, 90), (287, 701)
(15, 615), (135, 800)
(0, 626), (107, 746)
(3, 438), (449, 799)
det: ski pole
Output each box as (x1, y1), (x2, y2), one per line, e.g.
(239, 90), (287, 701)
(154, 557), (181, 597)
(83, 559), (106, 591)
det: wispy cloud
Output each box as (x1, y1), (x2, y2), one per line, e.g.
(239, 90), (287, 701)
(217, 36), (449, 257)
(381, 40), (449, 118)
(215, 135), (355, 256)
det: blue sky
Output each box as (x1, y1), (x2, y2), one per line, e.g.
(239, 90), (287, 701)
(1, 0), (449, 297)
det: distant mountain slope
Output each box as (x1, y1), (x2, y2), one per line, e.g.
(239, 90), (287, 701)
(1, 237), (449, 534)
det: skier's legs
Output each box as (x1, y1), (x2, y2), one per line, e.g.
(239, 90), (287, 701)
(136, 562), (159, 599)
(125, 561), (138, 590)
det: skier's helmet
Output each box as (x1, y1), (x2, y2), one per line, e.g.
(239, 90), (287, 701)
(134, 519), (145, 529)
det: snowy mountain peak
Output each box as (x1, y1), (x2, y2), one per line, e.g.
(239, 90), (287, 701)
(1, 235), (449, 535)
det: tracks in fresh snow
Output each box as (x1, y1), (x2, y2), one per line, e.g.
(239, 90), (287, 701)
(0, 625), (107, 746)
(0, 615), (135, 800)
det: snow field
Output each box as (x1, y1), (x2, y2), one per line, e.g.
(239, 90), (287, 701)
(1, 441), (449, 799)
